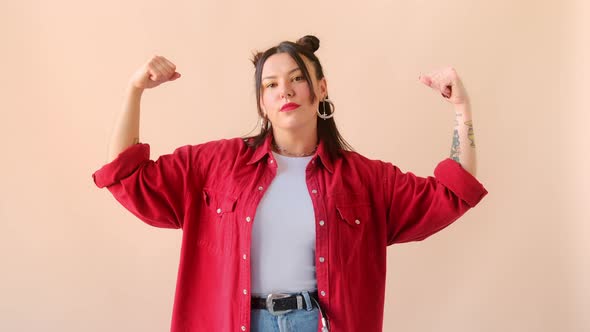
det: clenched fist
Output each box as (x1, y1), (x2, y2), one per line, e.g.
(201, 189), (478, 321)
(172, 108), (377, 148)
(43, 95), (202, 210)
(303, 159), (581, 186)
(419, 67), (469, 106)
(129, 55), (181, 90)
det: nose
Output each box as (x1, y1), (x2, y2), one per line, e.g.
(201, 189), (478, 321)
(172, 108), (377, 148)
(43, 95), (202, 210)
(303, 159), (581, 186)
(279, 82), (294, 99)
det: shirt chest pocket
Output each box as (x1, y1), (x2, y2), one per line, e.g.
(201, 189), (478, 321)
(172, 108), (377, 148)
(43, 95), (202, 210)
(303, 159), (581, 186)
(198, 188), (238, 254)
(334, 203), (371, 265)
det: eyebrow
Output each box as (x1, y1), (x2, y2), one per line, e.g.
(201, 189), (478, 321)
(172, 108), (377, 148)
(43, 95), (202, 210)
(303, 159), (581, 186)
(262, 68), (302, 81)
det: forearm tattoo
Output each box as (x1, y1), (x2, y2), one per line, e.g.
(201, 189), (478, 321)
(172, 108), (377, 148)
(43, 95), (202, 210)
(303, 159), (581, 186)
(450, 113), (462, 162)
(465, 120), (476, 147)
(450, 129), (461, 162)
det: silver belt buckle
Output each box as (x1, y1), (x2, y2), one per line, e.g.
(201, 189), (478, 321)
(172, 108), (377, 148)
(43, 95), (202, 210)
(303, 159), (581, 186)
(266, 293), (293, 316)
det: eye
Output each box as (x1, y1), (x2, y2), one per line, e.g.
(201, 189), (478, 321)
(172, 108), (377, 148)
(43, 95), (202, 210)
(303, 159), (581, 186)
(265, 82), (277, 88)
(293, 76), (304, 82)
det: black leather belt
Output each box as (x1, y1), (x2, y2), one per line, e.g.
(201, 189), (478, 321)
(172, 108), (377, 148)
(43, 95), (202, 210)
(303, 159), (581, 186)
(251, 291), (319, 314)
(251, 291), (330, 331)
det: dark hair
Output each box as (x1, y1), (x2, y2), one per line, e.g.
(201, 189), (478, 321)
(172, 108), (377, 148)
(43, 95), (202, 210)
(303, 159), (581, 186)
(245, 35), (353, 160)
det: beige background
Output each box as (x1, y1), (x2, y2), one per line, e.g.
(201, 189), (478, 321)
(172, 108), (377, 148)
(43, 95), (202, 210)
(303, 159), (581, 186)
(1, 0), (588, 331)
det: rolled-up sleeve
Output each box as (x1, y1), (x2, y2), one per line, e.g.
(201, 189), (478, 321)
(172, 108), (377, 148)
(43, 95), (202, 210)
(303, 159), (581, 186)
(385, 158), (488, 245)
(92, 143), (195, 229)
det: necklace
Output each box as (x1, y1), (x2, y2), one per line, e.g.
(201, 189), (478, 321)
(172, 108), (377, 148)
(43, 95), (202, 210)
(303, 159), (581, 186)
(272, 141), (318, 157)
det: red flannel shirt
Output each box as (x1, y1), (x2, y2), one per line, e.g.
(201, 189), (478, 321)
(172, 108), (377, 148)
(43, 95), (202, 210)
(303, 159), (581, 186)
(92, 134), (487, 332)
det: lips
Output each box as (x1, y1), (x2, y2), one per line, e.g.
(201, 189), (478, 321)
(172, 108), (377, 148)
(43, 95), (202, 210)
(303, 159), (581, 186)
(280, 102), (300, 112)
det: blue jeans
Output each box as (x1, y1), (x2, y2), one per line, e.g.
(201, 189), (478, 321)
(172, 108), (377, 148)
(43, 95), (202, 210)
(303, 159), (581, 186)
(250, 291), (319, 332)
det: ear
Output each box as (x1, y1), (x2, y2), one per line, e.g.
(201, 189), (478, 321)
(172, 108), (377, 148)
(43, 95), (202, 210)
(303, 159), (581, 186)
(319, 77), (328, 99)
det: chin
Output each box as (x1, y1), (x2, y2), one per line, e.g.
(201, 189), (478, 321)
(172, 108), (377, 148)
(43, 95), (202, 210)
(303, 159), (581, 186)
(276, 119), (316, 132)
(272, 109), (316, 129)
(275, 122), (304, 131)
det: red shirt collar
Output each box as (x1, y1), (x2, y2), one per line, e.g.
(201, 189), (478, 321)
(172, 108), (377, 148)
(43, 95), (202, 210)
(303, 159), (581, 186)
(246, 133), (334, 173)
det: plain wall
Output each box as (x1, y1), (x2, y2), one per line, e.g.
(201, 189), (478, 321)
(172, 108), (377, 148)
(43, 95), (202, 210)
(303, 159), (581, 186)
(1, 0), (587, 331)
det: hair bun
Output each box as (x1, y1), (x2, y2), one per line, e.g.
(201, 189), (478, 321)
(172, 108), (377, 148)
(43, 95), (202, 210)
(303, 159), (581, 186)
(296, 35), (320, 53)
(251, 51), (263, 66)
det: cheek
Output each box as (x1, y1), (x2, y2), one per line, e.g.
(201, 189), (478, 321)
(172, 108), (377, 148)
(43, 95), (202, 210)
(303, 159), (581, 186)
(261, 90), (277, 105)
(296, 85), (312, 101)
(260, 92), (270, 109)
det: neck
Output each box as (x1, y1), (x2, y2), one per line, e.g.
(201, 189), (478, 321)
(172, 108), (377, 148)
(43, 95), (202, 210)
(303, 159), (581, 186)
(271, 127), (318, 157)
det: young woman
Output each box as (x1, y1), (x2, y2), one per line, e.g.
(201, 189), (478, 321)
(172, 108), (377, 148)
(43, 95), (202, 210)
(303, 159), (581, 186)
(93, 35), (487, 332)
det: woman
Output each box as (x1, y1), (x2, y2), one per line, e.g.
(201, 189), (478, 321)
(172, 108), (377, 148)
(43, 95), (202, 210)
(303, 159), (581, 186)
(93, 35), (487, 332)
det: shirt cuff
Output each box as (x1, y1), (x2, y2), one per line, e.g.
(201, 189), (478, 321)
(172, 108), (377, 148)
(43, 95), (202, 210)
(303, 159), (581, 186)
(92, 143), (150, 188)
(433, 158), (488, 207)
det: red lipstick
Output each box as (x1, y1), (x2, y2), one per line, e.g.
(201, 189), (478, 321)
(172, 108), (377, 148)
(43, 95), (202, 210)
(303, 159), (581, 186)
(280, 102), (300, 112)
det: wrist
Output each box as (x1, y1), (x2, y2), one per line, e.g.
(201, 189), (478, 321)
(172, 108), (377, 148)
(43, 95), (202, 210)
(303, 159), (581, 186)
(453, 101), (471, 115)
(126, 83), (145, 96)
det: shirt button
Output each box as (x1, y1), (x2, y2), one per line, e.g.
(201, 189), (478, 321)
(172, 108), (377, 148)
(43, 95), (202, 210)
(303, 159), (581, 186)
(243, 254), (247, 260)
(355, 219), (361, 225)
(245, 216), (251, 222)
(270, 159), (274, 164)
(319, 220), (325, 226)
(319, 257), (325, 263)
(311, 189), (317, 194)
(258, 186), (264, 191)
(216, 208), (222, 214)
(320, 291), (326, 297)
(243, 289), (248, 295)
(241, 326), (246, 331)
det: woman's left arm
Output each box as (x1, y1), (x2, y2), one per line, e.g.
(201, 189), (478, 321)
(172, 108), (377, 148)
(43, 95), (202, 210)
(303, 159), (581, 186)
(419, 68), (477, 176)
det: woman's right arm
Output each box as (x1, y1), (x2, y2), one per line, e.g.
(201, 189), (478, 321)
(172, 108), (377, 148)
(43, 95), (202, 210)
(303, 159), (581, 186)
(106, 86), (143, 162)
(106, 55), (181, 163)
(95, 55), (191, 229)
